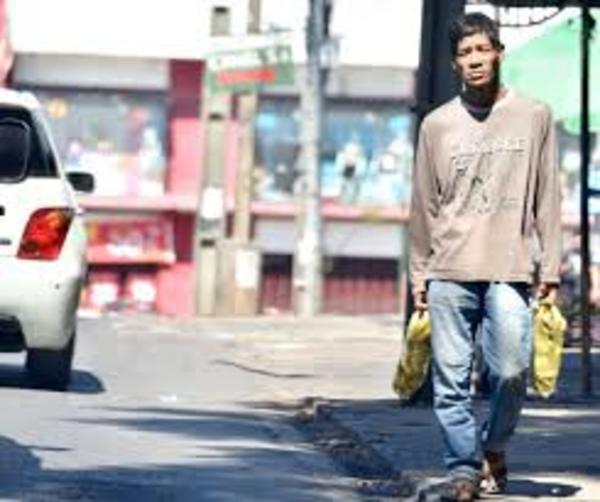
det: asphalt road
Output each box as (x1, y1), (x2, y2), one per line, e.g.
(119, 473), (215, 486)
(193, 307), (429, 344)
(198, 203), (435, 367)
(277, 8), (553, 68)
(0, 314), (362, 502)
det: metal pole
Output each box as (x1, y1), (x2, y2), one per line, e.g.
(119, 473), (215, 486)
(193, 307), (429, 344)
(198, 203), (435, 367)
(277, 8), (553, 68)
(408, 0), (465, 301)
(580, 1), (593, 396)
(405, 0), (464, 320)
(233, 0), (260, 243)
(294, 0), (324, 317)
(402, 0), (465, 405)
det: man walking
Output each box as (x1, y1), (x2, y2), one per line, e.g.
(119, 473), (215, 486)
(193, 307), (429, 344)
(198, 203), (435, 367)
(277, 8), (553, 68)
(408, 12), (561, 502)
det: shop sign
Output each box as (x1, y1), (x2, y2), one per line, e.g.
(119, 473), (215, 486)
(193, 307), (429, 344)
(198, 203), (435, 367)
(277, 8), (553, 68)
(86, 218), (175, 265)
(206, 44), (294, 94)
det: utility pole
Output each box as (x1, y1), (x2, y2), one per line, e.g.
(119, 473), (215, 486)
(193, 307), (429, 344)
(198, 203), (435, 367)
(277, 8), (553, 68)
(195, 1), (262, 316)
(222, 0), (263, 316)
(405, 0), (464, 321)
(403, 0), (465, 405)
(233, 0), (261, 243)
(580, 0), (593, 396)
(293, 0), (326, 317)
(194, 88), (231, 316)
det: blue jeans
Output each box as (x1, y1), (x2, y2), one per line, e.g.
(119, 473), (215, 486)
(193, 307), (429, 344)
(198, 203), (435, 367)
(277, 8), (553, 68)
(427, 281), (532, 482)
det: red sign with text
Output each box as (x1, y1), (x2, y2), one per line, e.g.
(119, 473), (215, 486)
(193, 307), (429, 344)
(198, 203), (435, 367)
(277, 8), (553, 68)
(86, 218), (175, 265)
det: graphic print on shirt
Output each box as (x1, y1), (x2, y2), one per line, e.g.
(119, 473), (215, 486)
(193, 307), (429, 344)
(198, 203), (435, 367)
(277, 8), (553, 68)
(446, 137), (526, 215)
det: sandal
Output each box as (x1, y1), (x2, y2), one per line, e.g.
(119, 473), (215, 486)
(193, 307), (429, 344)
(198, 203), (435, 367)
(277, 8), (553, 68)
(481, 450), (508, 494)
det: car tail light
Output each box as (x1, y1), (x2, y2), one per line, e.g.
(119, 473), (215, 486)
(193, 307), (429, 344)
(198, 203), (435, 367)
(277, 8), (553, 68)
(17, 208), (73, 260)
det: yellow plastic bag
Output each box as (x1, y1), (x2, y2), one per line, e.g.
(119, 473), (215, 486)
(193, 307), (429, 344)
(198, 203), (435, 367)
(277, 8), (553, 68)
(392, 310), (432, 400)
(532, 301), (567, 398)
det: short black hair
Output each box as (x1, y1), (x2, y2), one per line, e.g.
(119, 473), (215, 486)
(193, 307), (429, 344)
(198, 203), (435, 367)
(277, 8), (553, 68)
(449, 12), (504, 57)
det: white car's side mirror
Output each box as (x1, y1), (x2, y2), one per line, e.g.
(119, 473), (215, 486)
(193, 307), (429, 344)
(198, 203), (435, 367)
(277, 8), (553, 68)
(67, 171), (94, 193)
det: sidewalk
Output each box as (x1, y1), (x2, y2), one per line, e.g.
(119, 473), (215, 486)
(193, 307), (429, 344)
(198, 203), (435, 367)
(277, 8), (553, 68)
(301, 331), (600, 500)
(321, 393), (600, 501)
(154, 314), (600, 501)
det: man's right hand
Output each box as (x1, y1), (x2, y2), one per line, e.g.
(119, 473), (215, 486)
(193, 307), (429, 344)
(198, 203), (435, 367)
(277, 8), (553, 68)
(413, 291), (428, 312)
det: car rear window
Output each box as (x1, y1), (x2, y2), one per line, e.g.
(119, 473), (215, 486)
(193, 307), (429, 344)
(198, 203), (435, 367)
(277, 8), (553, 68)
(0, 107), (55, 182)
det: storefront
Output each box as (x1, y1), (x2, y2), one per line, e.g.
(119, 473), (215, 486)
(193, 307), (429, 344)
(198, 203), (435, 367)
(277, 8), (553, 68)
(12, 55), (205, 316)
(249, 66), (415, 314)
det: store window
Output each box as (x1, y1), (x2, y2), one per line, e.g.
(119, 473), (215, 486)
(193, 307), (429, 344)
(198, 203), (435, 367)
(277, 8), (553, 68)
(254, 98), (414, 207)
(33, 89), (168, 197)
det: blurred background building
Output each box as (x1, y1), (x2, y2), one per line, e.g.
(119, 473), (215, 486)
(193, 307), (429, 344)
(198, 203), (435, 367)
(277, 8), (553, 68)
(1, 0), (597, 320)
(2, 0), (422, 316)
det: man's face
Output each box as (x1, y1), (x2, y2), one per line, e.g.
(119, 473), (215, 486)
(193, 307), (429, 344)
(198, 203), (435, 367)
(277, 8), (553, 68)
(453, 32), (503, 89)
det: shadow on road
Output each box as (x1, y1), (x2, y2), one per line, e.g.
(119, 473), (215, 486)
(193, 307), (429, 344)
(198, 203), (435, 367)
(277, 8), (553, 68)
(504, 478), (581, 498)
(306, 395), (596, 499)
(0, 362), (105, 394)
(416, 476), (581, 500)
(0, 398), (588, 501)
(0, 404), (356, 501)
(0, 436), (43, 499)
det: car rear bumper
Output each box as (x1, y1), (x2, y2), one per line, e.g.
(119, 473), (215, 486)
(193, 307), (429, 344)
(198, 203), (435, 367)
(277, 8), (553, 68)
(0, 259), (85, 350)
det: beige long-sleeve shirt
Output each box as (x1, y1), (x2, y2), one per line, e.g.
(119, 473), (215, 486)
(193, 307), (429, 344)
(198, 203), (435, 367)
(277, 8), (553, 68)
(408, 90), (561, 295)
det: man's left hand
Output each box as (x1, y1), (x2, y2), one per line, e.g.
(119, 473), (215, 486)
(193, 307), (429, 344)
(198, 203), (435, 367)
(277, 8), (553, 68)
(537, 283), (559, 304)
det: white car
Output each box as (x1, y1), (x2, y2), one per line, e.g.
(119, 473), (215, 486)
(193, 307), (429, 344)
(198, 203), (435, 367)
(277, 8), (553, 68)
(0, 89), (93, 390)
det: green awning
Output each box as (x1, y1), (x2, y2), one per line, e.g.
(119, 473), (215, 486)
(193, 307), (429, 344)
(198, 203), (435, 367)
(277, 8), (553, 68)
(502, 14), (600, 133)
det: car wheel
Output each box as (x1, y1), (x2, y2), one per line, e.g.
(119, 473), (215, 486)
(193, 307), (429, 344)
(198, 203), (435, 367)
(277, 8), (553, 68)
(26, 332), (75, 391)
